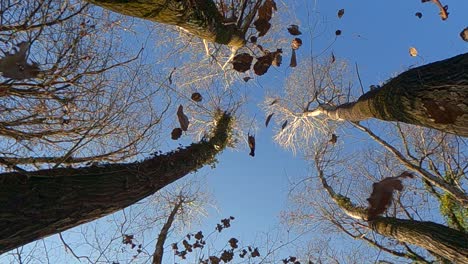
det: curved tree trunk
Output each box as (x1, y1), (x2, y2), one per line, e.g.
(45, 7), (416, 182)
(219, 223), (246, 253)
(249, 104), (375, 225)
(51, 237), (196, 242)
(307, 53), (468, 136)
(87, 0), (246, 47)
(370, 217), (468, 263)
(0, 112), (232, 254)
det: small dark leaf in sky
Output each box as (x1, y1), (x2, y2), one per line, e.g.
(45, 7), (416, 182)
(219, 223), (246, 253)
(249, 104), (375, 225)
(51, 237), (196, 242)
(335, 30), (342, 36)
(248, 134), (256, 157)
(228, 238), (239, 249)
(243, 76), (253, 82)
(253, 54), (273, 75)
(415, 12), (423, 18)
(270, 99), (278, 105)
(287, 25), (302, 35)
(272, 49), (283, 67)
(367, 172), (414, 220)
(423, 0), (448, 20)
(330, 52), (336, 64)
(337, 9), (345, 18)
(254, 19), (271, 37)
(258, 0), (277, 21)
(291, 38), (302, 50)
(232, 53), (253, 72)
(194, 231), (204, 240)
(251, 248), (260, 258)
(177, 105), (189, 131)
(171, 128), (183, 140)
(329, 134), (338, 144)
(460, 27), (468, 42)
(265, 113), (274, 127)
(250, 36), (257, 43)
(281, 120), (288, 130)
(191, 92), (202, 102)
(290, 49), (297, 67)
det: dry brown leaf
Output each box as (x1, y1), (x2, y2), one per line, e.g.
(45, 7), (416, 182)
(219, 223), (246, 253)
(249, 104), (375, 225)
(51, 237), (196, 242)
(265, 113), (274, 127)
(423, 0), (448, 20)
(232, 53), (253, 72)
(272, 49), (282, 67)
(253, 50), (281, 75)
(409, 47), (418, 57)
(335, 30), (342, 36)
(287, 25), (302, 35)
(337, 9), (344, 18)
(243, 76), (253, 82)
(281, 120), (288, 130)
(367, 172), (414, 220)
(248, 134), (255, 157)
(254, 19), (271, 37)
(415, 12), (423, 18)
(191, 92), (202, 102)
(291, 38), (302, 50)
(171, 128), (183, 140)
(254, 0), (277, 37)
(270, 99), (278, 105)
(330, 52), (336, 64)
(329, 134), (337, 144)
(460, 27), (468, 42)
(177, 105), (189, 131)
(290, 49), (297, 67)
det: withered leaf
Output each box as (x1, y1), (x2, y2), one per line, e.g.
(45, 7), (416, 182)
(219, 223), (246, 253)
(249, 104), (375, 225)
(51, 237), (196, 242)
(337, 9), (345, 18)
(243, 76), (253, 82)
(171, 128), (183, 140)
(281, 120), (288, 130)
(290, 49), (297, 67)
(251, 248), (260, 258)
(177, 105), (189, 131)
(415, 12), (422, 18)
(335, 30), (342, 36)
(258, 0), (277, 21)
(367, 172), (414, 220)
(254, 54), (273, 75)
(291, 38), (302, 50)
(232, 53), (253, 72)
(272, 50), (282, 67)
(228, 238), (239, 249)
(329, 134), (338, 144)
(265, 113), (274, 127)
(330, 52), (336, 64)
(423, 0), (448, 20)
(460, 27), (468, 42)
(250, 36), (258, 43)
(248, 134), (255, 157)
(270, 99), (278, 105)
(409, 47), (418, 57)
(191, 92), (202, 102)
(287, 25), (302, 35)
(254, 19), (271, 37)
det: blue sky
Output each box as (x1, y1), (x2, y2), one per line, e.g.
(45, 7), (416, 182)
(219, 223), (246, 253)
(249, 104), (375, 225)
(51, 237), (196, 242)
(1, 0), (467, 263)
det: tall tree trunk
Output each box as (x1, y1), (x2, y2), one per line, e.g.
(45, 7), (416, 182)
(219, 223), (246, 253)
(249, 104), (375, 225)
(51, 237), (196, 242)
(152, 197), (183, 264)
(369, 217), (468, 263)
(87, 0), (246, 47)
(0, 112), (232, 254)
(307, 53), (468, 136)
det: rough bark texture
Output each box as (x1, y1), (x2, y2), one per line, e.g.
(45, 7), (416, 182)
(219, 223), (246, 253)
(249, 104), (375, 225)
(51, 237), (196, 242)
(370, 217), (468, 263)
(0, 112), (232, 254)
(333, 53), (468, 136)
(88, 0), (246, 47)
(152, 198), (182, 264)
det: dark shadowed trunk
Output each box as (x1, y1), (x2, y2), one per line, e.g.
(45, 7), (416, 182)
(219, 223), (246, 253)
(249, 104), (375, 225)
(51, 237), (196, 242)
(308, 53), (468, 136)
(0, 112), (232, 254)
(370, 217), (468, 263)
(87, 0), (246, 47)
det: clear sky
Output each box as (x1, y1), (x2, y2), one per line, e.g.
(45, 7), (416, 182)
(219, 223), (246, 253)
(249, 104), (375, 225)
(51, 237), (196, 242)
(1, 0), (467, 263)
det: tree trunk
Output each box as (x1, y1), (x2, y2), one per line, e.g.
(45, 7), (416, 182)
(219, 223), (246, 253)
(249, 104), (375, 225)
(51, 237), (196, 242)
(308, 53), (468, 136)
(370, 217), (468, 263)
(152, 198), (183, 264)
(0, 112), (232, 254)
(87, 0), (246, 48)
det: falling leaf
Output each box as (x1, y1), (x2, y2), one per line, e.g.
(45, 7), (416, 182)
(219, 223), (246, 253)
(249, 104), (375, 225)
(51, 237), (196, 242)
(250, 36), (258, 43)
(243, 76), (253, 82)
(168, 67), (176, 84)
(415, 12), (422, 18)
(337, 9), (345, 18)
(254, 0), (277, 37)
(335, 30), (342, 36)
(228, 238), (239, 249)
(171, 128), (182, 140)
(329, 134), (338, 144)
(460, 27), (468, 42)
(290, 49), (297, 67)
(367, 172), (414, 220)
(330, 52), (336, 64)
(281, 120), (288, 130)
(287, 25), (302, 35)
(254, 54), (273, 75)
(291, 38), (302, 50)
(232, 53), (253, 72)
(191, 92), (202, 102)
(272, 49), (282, 67)
(254, 19), (271, 37)
(177, 105), (189, 131)
(265, 113), (274, 127)
(270, 99), (278, 105)
(422, 0), (448, 20)
(248, 134), (255, 157)
(409, 47), (418, 57)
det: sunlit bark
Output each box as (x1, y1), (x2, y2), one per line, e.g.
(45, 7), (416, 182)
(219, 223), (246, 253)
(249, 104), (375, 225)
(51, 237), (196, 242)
(0, 112), (232, 254)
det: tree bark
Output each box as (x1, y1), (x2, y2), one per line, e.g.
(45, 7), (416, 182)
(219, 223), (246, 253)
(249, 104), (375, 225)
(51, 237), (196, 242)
(0, 112), (232, 254)
(87, 0), (246, 48)
(369, 217), (468, 263)
(308, 53), (468, 136)
(152, 197), (183, 264)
